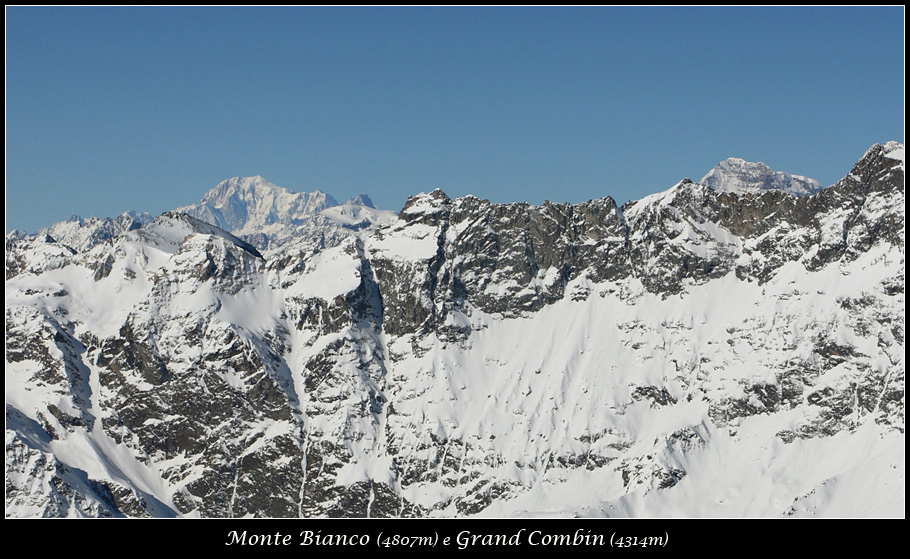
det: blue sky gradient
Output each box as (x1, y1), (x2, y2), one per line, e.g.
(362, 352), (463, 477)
(6, 6), (905, 233)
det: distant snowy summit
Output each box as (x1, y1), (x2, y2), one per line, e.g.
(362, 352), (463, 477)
(344, 193), (375, 208)
(175, 175), (340, 235)
(33, 211), (153, 253)
(9, 175), (394, 257)
(174, 175), (395, 248)
(700, 157), (823, 196)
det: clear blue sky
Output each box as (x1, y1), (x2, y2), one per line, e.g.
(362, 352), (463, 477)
(6, 6), (905, 233)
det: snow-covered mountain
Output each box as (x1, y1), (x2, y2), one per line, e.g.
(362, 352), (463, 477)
(5, 143), (904, 518)
(175, 175), (339, 234)
(344, 194), (376, 208)
(701, 156), (823, 196)
(174, 175), (395, 251)
(6, 211), (153, 279)
(36, 211), (153, 253)
(319, 203), (398, 231)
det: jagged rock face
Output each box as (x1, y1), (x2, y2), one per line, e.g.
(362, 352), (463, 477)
(5, 144), (904, 518)
(373, 143), (902, 326)
(370, 189), (631, 337)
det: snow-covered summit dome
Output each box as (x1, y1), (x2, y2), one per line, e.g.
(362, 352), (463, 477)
(700, 157), (822, 196)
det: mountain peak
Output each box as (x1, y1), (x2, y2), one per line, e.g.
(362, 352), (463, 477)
(398, 189), (452, 223)
(345, 194), (375, 208)
(700, 157), (822, 196)
(863, 141), (905, 163)
(178, 176), (340, 234)
(200, 175), (288, 205)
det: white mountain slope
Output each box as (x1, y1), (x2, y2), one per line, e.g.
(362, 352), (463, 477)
(5, 211), (154, 257)
(174, 175), (394, 251)
(175, 175), (340, 235)
(4, 143), (904, 518)
(319, 203), (398, 230)
(701, 157), (823, 196)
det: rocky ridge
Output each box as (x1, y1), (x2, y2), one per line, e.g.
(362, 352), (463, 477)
(5, 143), (904, 517)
